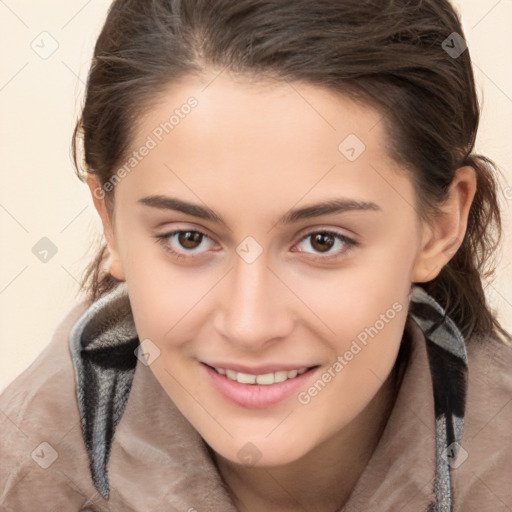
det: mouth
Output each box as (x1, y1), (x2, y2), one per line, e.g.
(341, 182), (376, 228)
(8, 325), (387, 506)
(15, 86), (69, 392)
(201, 362), (320, 409)
(209, 365), (309, 385)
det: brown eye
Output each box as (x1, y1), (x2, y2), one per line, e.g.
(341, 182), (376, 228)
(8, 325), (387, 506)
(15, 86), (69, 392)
(155, 229), (216, 259)
(310, 233), (335, 253)
(294, 230), (357, 260)
(178, 231), (203, 249)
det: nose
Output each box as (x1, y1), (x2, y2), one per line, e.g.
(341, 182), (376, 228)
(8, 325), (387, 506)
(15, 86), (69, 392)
(214, 252), (294, 352)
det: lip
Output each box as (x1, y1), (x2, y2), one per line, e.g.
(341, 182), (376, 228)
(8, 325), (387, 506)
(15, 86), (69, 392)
(201, 362), (320, 409)
(203, 361), (313, 374)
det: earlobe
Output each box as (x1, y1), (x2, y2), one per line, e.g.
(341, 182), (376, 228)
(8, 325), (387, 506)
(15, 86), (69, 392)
(413, 234), (463, 282)
(412, 166), (477, 283)
(86, 174), (126, 281)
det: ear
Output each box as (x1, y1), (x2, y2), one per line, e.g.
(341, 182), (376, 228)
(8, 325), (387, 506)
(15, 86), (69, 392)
(86, 174), (125, 281)
(413, 166), (477, 283)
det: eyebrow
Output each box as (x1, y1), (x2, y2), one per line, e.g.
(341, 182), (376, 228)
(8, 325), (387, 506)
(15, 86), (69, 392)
(138, 195), (380, 228)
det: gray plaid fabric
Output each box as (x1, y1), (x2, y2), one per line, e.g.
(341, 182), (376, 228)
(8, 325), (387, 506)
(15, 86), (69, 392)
(69, 283), (467, 511)
(408, 286), (467, 512)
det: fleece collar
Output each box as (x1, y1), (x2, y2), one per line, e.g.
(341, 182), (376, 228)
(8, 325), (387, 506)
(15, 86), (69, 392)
(69, 283), (467, 512)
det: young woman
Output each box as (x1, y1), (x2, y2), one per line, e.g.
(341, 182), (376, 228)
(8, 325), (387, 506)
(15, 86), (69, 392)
(1, 1), (511, 511)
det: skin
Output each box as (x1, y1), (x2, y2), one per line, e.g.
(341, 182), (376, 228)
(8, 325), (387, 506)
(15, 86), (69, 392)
(87, 71), (476, 511)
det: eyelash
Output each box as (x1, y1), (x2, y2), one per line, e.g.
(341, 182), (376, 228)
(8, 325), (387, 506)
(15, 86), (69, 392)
(154, 229), (358, 262)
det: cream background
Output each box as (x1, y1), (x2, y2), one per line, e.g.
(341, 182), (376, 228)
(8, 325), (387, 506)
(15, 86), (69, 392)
(0, 0), (511, 392)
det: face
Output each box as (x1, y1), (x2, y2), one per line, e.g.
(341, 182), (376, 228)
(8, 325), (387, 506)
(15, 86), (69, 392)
(89, 72), (442, 466)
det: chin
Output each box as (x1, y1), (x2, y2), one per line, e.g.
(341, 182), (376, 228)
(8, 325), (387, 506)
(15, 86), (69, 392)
(210, 437), (312, 468)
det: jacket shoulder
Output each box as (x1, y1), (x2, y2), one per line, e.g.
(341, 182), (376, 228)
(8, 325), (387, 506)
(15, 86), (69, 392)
(453, 333), (512, 511)
(0, 300), (105, 510)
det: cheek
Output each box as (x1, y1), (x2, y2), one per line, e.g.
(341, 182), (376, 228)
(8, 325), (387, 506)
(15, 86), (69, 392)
(306, 280), (408, 385)
(126, 265), (214, 349)
(295, 289), (408, 434)
(285, 250), (411, 345)
(285, 251), (411, 404)
(114, 218), (208, 335)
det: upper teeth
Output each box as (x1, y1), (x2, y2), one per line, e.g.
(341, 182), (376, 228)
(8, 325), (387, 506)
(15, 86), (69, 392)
(215, 367), (308, 385)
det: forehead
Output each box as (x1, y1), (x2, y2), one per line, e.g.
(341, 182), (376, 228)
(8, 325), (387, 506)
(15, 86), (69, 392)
(121, 71), (414, 219)
(134, 71), (388, 157)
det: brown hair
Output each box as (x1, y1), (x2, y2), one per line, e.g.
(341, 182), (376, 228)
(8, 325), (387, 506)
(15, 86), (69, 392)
(72, 0), (511, 344)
